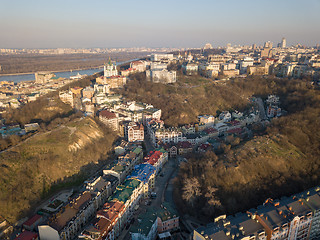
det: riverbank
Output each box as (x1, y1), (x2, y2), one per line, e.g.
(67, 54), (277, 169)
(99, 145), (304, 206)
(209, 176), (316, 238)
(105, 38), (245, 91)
(0, 68), (103, 83)
(0, 52), (150, 77)
(0, 66), (103, 77)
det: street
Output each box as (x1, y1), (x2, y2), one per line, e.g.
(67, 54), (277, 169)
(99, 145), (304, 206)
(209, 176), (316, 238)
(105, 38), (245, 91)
(256, 97), (267, 120)
(118, 156), (178, 240)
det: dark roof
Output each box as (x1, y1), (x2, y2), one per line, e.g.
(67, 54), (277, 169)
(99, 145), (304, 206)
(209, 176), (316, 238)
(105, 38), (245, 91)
(177, 141), (193, 148)
(23, 214), (42, 227)
(14, 231), (38, 240)
(99, 110), (116, 119)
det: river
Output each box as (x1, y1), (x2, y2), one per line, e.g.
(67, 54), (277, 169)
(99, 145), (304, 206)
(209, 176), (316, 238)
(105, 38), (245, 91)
(0, 68), (104, 83)
(0, 58), (140, 83)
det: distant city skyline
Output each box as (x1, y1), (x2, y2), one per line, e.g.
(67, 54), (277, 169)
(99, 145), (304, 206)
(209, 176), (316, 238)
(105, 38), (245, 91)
(1, 0), (319, 48)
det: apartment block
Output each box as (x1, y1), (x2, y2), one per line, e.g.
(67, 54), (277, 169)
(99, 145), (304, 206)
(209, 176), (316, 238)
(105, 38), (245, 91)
(127, 122), (144, 142)
(146, 69), (177, 84)
(193, 186), (320, 240)
(39, 191), (96, 240)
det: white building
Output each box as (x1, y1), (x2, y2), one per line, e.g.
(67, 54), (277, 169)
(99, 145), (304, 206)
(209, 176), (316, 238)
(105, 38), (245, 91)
(153, 128), (186, 146)
(94, 84), (110, 94)
(150, 54), (174, 62)
(239, 57), (254, 74)
(182, 63), (198, 75)
(146, 69), (176, 84)
(218, 111), (232, 122)
(59, 90), (73, 107)
(127, 122), (144, 142)
(150, 62), (167, 70)
(130, 60), (147, 72)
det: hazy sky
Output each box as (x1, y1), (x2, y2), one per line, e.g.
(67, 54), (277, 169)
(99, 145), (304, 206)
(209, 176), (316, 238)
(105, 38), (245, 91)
(1, 0), (319, 48)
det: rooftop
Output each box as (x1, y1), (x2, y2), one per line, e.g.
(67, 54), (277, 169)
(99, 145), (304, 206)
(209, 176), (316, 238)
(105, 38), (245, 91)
(14, 231), (38, 240)
(127, 163), (156, 183)
(81, 217), (112, 238)
(97, 201), (125, 223)
(23, 214), (42, 227)
(130, 207), (158, 236)
(109, 179), (141, 203)
(99, 109), (116, 119)
(50, 191), (92, 232)
(156, 202), (179, 222)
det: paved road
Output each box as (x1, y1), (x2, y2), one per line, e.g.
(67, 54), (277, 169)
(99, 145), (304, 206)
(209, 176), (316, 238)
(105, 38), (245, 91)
(256, 97), (267, 120)
(144, 129), (155, 152)
(118, 157), (178, 240)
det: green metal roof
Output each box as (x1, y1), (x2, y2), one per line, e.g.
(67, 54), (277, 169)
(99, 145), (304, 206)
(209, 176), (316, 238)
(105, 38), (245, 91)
(109, 179), (141, 203)
(130, 207), (158, 236)
(133, 147), (142, 155)
(113, 165), (125, 173)
(125, 179), (141, 188)
(156, 202), (178, 221)
(155, 147), (167, 154)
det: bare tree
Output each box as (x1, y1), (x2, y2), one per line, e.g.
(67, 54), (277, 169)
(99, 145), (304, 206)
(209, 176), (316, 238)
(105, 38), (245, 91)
(182, 177), (201, 207)
(205, 186), (221, 207)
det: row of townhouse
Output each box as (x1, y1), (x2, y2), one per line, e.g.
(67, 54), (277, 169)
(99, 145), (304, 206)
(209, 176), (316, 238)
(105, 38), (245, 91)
(177, 43), (320, 82)
(130, 202), (180, 240)
(143, 148), (169, 175)
(193, 186), (320, 240)
(79, 152), (168, 240)
(265, 95), (282, 118)
(146, 109), (259, 150)
(80, 178), (145, 240)
(0, 76), (75, 111)
(37, 144), (142, 240)
(98, 102), (161, 133)
(38, 173), (119, 240)
(103, 146), (143, 184)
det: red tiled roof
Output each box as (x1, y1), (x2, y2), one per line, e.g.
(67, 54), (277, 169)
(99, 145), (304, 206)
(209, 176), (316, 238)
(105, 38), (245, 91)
(108, 75), (124, 79)
(204, 128), (218, 134)
(99, 110), (116, 119)
(50, 192), (92, 232)
(227, 128), (243, 134)
(123, 68), (134, 71)
(199, 143), (210, 151)
(129, 123), (144, 130)
(229, 120), (240, 126)
(23, 214), (42, 227)
(94, 217), (111, 232)
(131, 60), (143, 64)
(97, 201), (125, 224)
(177, 141), (193, 149)
(15, 231), (38, 240)
(144, 151), (162, 165)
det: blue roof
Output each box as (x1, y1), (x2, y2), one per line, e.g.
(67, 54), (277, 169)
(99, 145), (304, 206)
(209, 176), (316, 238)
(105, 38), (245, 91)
(127, 163), (156, 183)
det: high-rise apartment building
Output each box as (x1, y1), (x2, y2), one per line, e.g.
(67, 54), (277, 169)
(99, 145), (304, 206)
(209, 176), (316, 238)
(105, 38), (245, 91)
(281, 37), (287, 48)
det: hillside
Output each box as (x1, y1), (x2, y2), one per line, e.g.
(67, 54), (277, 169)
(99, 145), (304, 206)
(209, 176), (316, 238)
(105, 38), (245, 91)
(174, 77), (320, 221)
(121, 71), (320, 221)
(120, 72), (303, 126)
(175, 134), (313, 219)
(0, 117), (116, 223)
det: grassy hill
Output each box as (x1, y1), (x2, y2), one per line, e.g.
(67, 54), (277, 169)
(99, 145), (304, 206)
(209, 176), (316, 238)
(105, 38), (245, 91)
(0, 117), (116, 223)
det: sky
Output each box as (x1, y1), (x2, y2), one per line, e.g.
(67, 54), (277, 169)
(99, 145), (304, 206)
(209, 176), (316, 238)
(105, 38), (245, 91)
(0, 0), (320, 48)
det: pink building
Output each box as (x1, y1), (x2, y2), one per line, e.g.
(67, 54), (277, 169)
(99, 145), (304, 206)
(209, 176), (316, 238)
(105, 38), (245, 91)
(157, 203), (179, 234)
